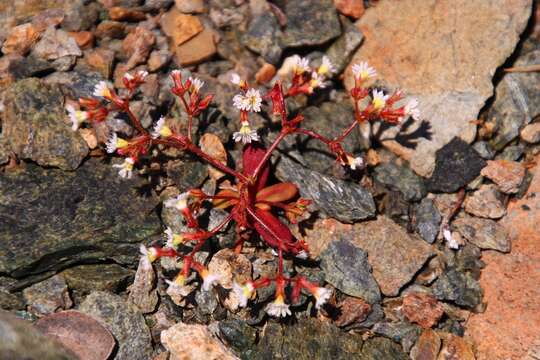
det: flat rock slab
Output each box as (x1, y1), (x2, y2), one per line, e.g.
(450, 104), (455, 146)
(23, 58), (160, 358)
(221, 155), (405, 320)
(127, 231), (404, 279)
(306, 217), (434, 297)
(0, 159), (161, 278)
(345, 0), (532, 176)
(465, 156), (540, 360)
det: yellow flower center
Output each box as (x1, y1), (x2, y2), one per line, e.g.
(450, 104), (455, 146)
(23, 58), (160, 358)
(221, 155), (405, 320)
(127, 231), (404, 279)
(116, 138), (129, 149)
(160, 125), (172, 138)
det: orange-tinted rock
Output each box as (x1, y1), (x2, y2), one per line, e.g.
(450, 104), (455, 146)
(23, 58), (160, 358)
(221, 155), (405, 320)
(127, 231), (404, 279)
(109, 6), (147, 21)
(84, 48), (115, 78)
(437, 333), (475, 360)
(68, 31), (94, 49)
(465, 156), (540, 360)
(95, 20), (126, 39)
(31, 9), (65, 32)
(2, 23), (41, 55)
(402, 292), (444, 328)
(148, 50), (171, 71)
(334, 297), (371, 327)
(334, 0), (365, 19)
(480, 159), (525, 194)
(255, 63), (276, 84)
(160, 8), (203, 47)
(173, 27), (216, 66)
(410, 329), (441, 360)
(175, 0), (206, 13)
(123, 26), (155, 69)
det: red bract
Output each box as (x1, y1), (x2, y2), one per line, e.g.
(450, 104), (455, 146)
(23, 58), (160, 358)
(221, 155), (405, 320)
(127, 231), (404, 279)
(71, 57), (416, 316)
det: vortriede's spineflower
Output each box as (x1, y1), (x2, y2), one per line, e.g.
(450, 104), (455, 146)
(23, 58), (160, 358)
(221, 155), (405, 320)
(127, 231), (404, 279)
(371, 89), (390, 111)
(404, 98), (420, 120)
(200, 269), (220, 292)
(352, 61), (377, 81)
(93, 81), (113, 99)
(164, 192), (190, 211)
(151, 116), (172, 139)
(233, 88), (262, 112)
(66, 105), (88, 131)
(106, 132), (129, 154)
(309, 72), (327, 92)
(346, 155), (364, 170)
(232, 121), (259, 144)
(164, 227), (184, 248)
(139, 244), (159, 266)
(189, 77), (204, 93)
(230, 73), (241, 85)
(265, 295), (291, 318)
(232, 281), (255, 308)
(317, 56), (335, 76)
(292, 55), (310, 74)
(312, 287), (332, 309)
(112, 157), (135, 179)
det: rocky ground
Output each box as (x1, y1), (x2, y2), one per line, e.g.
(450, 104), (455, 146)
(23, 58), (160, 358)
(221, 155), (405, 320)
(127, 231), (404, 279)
(0, 0), (539, 359)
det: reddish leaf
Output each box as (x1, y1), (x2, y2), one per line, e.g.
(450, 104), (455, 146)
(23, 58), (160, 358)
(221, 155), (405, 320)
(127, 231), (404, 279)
(256, 182), (298, 204)
(242, 144), (270, 191)
(212, 189), (239, 209)
(252, 208), (306, 255)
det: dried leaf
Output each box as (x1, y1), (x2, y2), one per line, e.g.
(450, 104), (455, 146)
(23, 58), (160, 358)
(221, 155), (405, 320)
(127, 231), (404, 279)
(200, 133), (227, 180)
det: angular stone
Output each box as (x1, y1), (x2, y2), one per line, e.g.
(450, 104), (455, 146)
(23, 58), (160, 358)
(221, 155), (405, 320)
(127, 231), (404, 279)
(361, 336), (408, 359)
(175, 0), (206, 13)
(410, 329), (441, 360)
(320, 239), (381, 304)
(463, 184), (506, 219)
(437, 333), (475, 360)
(402, 292), (444, 328)
(415, 198), (442, 244)
(454, 214), (510, 252)
(95, 20), (126, 39)
(217, 319), (257, 354)
(489, 50), (540, 150)
(32, 27), (82, 61)
(253, 318), (365, 359)
(161, 322), (237, 360)
(79, 291), (153, 360)
(2, 23), (41, 55)
(275, 155), (375, 223)
(480, 159), (525, 194)
(1, 78), (88, 170)
(62, 264), (134, 295)
(128, 258), (158, 314)
(173, 27), (216, 66)
(160, 8), (203, 47)
(374, 162), (426, 201)
(166, 158), (208, 191)
(334, 0), (365, 19)
(472, 141), (495, 160)
(281, 0), (341, 48)
(0, 311), (78, 359)
(0, 159), (160, 278)
(432, 267), (483, 309)
(67, 31), (94, 50)
(109, 6), (146, 21)
(345, 0), (532, 176)
(334, 297), (372, 328)
(521, 122), (540, 143)
(35, 310), (115, 360)
(242, 12), (283, 64)
(372, 321), (421, 353)
(22, 275), (72, 316)
(123, 26), (155, 70)
(465, 156), (540, 360)
(83, 48), (115, 79)
(326, 16), (364, 75)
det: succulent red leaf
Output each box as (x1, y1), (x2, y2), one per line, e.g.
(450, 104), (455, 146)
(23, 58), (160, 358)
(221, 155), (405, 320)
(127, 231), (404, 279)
(255, 182), (298, 204)
(242, 144), (270, 192)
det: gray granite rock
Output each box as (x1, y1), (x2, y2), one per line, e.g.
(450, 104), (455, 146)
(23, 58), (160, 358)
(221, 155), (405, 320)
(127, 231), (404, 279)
(361, 336), (408, 360)
(415, 198), (442, 244)
(217, 318), (258, 355)
(62, 264), (134, 296)
(275, 155), (376, 223)
(320, 239), (381, 304)
(372, 321), (421, 353)
(242, 13), (283, 64)
(167, 158), (208, 191)
(0, 159), (161, 278)
(22, 275), (72, 316)
(79, 291), (153, 360)
(281, 0), (341, 48)
(472, 141), (496, 160)
(374, 162), (426, 201)
(432, 267), (483, 309)
(463, 184), (506, 219)
(1, 78), (88, 170)
(426, 137), (486, 193)
(326, 16), (364, 75)
(453, 214), (510, 252)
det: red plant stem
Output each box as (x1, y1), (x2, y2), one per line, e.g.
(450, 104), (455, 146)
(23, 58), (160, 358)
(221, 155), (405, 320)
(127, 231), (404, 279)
(189, 212), (234, 256)
(335, 120), (358, 143)
(294, 128), (332, 145)
(251, 131), (288, 179)
(124, 104), (147, 134)
(177, 93), (193, 141)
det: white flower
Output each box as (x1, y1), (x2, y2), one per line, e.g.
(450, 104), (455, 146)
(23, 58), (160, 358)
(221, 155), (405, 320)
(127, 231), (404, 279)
(443, 228), (460, 249)
(347, 155), (364, 170)
(317, 56), (335, 76)
(296, 250), (308, 260)
(112, 157), (135, 179)
(265, 296), (291, 318)
(230, 73), (241, 85)
(66, 105), (88, 131)
(292, 55), (310, 74)
(313, 287), (332, 309)
(93, 81), (112, 99)
(139, 244), (158, 264)
(151, 116), (172, 139)
(232, 121), (259, 144)
(232, 282), (255, 308)
(201, 271), (220, 292)
(137, 70), (148, 80)
(404, 98), (420, 120)
(106, 132), (129, 154)
(232, 88), (262, 112)
(164, 227), (184, 248)
(166, 277), (193, 298)
(171, 69), (181, 77)
(164, 192), (190, 211)
(309, 72), (327, 91)
(371, 89), (390, 110)
(123, 72), (134, 81)
(189, 77), (204, 92)
(352, 61), (377, 81)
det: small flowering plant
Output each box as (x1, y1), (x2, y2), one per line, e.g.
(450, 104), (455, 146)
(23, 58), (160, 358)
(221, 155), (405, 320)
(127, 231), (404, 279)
(67, 56), (419, 317)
